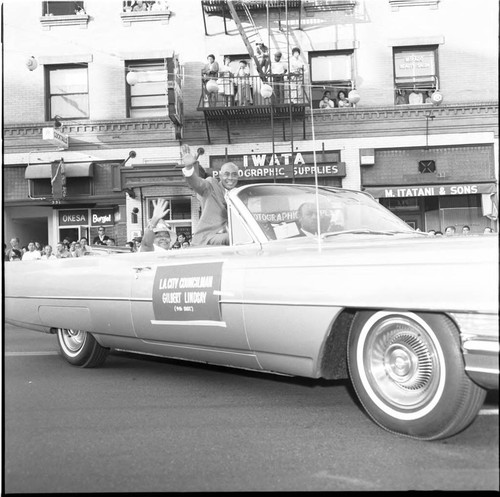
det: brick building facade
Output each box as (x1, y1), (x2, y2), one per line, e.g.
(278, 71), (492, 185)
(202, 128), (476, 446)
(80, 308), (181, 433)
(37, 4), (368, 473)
(3, 0), (498, 249)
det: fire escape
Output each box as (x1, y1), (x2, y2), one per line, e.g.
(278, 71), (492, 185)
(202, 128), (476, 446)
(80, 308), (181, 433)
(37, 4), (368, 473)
(199, 0), (308, 144)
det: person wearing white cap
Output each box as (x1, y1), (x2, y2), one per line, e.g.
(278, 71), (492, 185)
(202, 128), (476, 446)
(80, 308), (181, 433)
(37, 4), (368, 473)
(140, 198), (175, 252)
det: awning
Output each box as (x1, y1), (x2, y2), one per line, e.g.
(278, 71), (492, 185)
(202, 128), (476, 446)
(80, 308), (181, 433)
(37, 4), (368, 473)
(25, 162), (94, 179)
(364, 182), (497, 199)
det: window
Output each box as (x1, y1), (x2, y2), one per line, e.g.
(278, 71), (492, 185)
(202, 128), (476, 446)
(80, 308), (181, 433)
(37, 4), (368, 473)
(126, 60), (168, 118)
(46, 65), (89, 120)
(42, 1), (85, 15)
(147, 197), (191, 221)
(393, 45), (439, 105)
(123, 1), (154, 11)
(31, 178), (93, 197)
(224, 55), (252, 76)
(309, 50), (354, 108)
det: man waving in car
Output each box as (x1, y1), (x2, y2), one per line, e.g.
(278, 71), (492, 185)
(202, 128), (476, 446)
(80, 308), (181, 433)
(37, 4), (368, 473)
(181, 145), (239, 246)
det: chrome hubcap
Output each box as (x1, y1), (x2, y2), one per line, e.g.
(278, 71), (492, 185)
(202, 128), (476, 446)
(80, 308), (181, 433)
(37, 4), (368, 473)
(60, 328), (86, 352)
(364, 317), (439, 409)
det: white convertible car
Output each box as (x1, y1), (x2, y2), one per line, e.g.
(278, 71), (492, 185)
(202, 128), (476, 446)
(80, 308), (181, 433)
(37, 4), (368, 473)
(5, 183), (498, 440)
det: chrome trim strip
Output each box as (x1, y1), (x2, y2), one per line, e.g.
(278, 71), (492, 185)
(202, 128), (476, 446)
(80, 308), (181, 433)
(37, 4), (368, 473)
(6, 295), (135, 301)
(463, 341), (500, 353)
(466, 366), (500, 374)
(151, 320), (227, 328)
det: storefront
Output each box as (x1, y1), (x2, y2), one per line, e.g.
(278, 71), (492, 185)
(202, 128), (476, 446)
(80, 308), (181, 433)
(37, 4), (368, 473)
(365, 182), (497, 232)
(57, 207), (116, 244)
(361, 145), (498, 233)
(209, 150), (346, 186)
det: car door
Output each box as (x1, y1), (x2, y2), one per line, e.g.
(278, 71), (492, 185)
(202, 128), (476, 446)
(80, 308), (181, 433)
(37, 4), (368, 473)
(129, 246), (260, 368)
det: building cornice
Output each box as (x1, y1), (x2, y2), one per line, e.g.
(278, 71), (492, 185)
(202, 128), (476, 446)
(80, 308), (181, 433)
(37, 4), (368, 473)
(3, 103), (498, 151)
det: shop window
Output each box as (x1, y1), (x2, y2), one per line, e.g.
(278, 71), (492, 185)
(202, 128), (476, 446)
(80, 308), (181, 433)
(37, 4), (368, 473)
(308, 50), (354, 108)
(381, 197), (419, 210)
(439, 195), (481, 208)
(31, 178), (93, 197)
(224, 55), (252, 75)
(393, 45), (439, 105)
(126, 60), (168, 118)
(46, 64), (89, 120)
(147, 196), (191, 221)
(42, 1), (85, 15)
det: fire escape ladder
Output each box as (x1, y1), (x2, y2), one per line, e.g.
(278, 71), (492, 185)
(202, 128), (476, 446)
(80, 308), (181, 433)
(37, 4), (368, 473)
(226, 0), (267, 80)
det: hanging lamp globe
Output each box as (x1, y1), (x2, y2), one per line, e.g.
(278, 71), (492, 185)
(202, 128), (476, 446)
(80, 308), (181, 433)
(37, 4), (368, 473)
(206, 80), (219, 93)
(431, 90), (443, 106)
(26, 56), (38, 71)
(260, 84), (273, 99)
(348, 89), (361, 104)
(126, 72), (139, 86)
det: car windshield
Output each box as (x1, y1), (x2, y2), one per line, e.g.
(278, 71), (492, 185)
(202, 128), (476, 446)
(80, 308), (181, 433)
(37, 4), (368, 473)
(236, 184), (415, 241)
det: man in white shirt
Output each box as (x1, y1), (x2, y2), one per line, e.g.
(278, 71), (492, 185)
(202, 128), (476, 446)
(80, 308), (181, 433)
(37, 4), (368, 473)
(41, 244), (56, 259)
(271, 51), (286, 103)
(22, 241), (42, 261)
(408, 90), (423, 105)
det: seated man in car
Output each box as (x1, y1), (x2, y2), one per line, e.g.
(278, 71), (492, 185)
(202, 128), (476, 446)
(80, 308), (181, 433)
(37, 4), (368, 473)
(295, 202), (331, 237)
(181, 146), (240, 246)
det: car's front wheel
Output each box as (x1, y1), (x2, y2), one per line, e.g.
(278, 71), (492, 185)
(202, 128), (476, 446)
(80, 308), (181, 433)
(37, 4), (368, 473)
(347, 311), (486, 440)
(57, 328), (108, 368)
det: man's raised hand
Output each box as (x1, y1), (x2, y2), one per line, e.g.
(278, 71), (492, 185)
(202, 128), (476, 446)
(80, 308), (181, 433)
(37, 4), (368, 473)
(151, 198), (170, 223)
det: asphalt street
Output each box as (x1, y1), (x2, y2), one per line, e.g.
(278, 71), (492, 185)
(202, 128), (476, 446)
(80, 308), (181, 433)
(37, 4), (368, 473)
(3, 324), (499, 493)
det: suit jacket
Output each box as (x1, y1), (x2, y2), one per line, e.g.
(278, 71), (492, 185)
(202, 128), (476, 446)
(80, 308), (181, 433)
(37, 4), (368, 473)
(92, 235), (109, 245)
(185, 172), (228, 246)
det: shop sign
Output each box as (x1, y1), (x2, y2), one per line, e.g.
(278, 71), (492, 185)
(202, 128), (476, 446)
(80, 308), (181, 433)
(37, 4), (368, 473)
(59, 209), (88, 226)
(394, 50), (435, 80)
(91, 208), (114, 226)
(210, 151), (345, 179)
(365, 183), (497, 199)
(42, 127), (69, 149)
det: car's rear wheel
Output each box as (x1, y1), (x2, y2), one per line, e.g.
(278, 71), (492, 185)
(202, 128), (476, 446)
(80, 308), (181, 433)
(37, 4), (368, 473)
(347, 311), (486, 440)
(57, 328), (108, 368)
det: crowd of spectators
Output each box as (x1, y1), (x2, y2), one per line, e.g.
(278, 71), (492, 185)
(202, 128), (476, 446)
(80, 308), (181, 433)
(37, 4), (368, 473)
(4, 236), (93, 261)
(395, 89), (436, 106)
(426, 225), (496, 236)
(202, 45), (307, 107)
(5, 230), (192, 261)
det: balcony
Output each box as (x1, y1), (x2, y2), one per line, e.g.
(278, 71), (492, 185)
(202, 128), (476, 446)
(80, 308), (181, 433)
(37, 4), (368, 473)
(202, 0), (302, 17)
(197, 73), (310, 142)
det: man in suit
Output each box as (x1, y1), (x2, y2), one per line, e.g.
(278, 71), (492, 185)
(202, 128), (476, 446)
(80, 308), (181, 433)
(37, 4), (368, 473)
(296, 202), (319, 237)
(295, 202), (331, 237)
(92, 227), (109, 245)
(182, 147), (239, 246)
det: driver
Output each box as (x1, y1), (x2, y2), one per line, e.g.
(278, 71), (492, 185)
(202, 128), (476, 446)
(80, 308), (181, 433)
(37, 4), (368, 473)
(181, 146), (239, 245)
(296, 202), (319, 236)
(296, 202), (331, 236)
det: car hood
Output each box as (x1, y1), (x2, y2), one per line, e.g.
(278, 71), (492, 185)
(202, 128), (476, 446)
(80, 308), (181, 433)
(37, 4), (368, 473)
(266, 233), (498, 266)
(252, 234), (499, 313)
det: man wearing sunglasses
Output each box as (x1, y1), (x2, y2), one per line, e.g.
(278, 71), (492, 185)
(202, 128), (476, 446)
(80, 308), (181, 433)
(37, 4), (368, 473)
(181, 146), (239, 246)
(92, 227), (109, 246)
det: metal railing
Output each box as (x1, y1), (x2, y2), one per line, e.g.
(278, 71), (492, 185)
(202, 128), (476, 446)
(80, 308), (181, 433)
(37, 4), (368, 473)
(199, 73), (308, 109)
